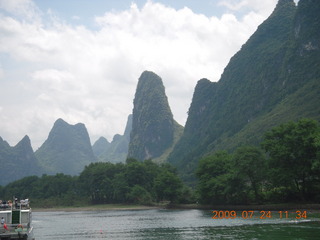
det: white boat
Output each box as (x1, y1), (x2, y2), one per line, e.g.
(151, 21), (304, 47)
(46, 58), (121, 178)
(0, 198), (34, 240)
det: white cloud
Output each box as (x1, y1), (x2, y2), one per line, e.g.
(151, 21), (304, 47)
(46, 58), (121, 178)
(0, 63), (3, 79)
(0, 0), (41, 21)
(218, 0), (278, 16)
(0, 0), (276, 148)
(72, 15), (80, 20)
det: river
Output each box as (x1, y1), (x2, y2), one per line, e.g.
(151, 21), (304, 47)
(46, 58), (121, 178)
(32, 209), (320, 239)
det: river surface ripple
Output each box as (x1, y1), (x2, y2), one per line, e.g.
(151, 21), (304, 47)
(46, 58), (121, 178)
(32, 209), (320, 239)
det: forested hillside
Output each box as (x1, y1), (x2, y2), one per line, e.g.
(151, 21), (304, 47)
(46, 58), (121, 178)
(168, 0), (320, 183)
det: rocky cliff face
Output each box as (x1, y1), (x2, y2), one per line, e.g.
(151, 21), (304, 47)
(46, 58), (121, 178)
(168, 0), (320, 182)
(0, 135), (40, 185)
(128, 71), (183, 161)
(35, 118), (96, 175)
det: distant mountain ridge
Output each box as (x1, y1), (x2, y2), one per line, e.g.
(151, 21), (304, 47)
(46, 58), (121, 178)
(92, 137), (110, 158)
(0, 135), (40, 185)
(1, 115), (132, 185)
(93, 114), (132, 163)
(167, 0), (320, 182)
(35, 118), (97, 175)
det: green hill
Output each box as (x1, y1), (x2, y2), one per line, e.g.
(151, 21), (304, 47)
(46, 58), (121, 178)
(168, 0), (320, 183)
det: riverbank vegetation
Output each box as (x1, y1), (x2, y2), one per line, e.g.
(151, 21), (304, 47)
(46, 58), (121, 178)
(1, 119), (319, 208)
(0, 159), (194, 207)
(197, 119), (320, 205)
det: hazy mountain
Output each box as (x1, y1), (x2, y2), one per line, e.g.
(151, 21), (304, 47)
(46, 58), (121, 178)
(0, 135), (41, 186)
(128, 71), (183, 161)
(93, 114), (132, 163)
(168, 0), (320, 182)
(92, 137), (111, 158)
(35, 118), (96, 175)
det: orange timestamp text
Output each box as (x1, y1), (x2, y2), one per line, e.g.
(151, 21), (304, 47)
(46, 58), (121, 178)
(212, 210), (307, 220)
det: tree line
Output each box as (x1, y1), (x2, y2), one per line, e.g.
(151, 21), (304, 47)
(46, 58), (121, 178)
(197, 118), (320, 205)
(0, 159), (193, 207)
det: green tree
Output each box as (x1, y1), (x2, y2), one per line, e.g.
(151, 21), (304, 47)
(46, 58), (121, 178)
(178, 185), (196, 204)
(233, 146), (266, 203)
(125, 160), (153, 191)
(196, 151), (232, 204)
(2, 176), (40, 200)
(154, 170), (183, 203)
(112, 173), (129, 203)
(78, 162), (125, 203)
(262, 119), (320, 201)
(127, 185), (152, 205)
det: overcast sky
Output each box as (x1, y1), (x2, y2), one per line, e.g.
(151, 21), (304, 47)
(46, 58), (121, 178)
(0, 0), (290, 150)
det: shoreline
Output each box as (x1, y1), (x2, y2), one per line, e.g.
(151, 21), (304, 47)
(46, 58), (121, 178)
(32, 203), (320, 212)
(32, 204), (163, 212)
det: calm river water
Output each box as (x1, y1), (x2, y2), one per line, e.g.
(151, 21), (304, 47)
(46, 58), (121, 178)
(32, 209), (320, 239)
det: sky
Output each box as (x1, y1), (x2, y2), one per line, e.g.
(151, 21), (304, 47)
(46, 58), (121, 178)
(0, 0), (290, 150)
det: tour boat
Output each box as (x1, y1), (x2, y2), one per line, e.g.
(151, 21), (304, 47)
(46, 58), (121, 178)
(0, 198), (34, 240)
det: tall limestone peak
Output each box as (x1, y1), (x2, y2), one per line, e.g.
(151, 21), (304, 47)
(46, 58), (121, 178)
(0, 136), (10, 150)
(35, 118), (96, 175)
(267, 0), (295, 24)
(293, 0), (320, 49)
(13, 135), (40, 173)
(123, 114), (133, 138)
(48, 118), (90, 150)
(15, 135), (32, 145)
(128, 71), (183, 161)
(14, 135), (34, 157)
(275, 0), (294, 8)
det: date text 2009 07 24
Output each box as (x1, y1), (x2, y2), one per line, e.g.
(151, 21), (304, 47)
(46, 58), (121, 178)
(211, 210), (307, 220)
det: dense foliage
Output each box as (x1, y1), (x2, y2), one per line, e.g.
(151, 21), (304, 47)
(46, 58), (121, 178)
(262, 119), (320, 201)
(196, 119), (320, 204)
(0, 159), (191, 207)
